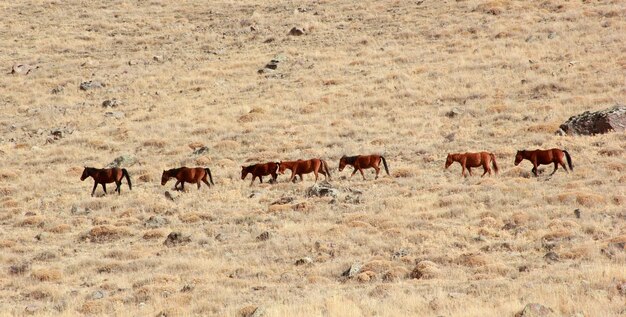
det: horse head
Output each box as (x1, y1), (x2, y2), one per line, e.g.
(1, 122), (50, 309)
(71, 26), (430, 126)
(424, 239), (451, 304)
(161, 170), (170, 185)
(444, 154), (453, 169)
(80, 167), (91, 181)
(338, 156), (347, 171)
(241, 165), (249, 180)
(514, 150), (524, 166)
(277, 161), (287, 174)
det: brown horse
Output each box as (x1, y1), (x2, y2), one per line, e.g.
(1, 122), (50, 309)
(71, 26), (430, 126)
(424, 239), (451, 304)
(445, 152), (499, 177)
(81, 167), (132, 197)
(161, 167), (214, 190)
(241, 162), (279, 186)
(515, 148), (573, 176)
(278, 158), (331, 183)
(338, 154), (389, 180)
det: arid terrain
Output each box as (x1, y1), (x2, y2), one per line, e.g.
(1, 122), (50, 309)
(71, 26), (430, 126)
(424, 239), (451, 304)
(0, 0), (625, 316)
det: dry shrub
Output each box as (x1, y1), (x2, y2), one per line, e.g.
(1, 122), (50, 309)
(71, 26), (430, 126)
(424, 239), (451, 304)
(392, 167), (416, 178)
(361, 260), (394, 274)
(543, 228), (573, 241)
(78, 300), (106, 314)
(92, 217), (110, 226)
(475, 0), (510, 15)
(575, 193), (605, 207)
(561, 245), (593, 260)
(0, 239), (16, 248)
(31, 268), (62, 282)
(84, 225), (130, 243)
(48, 224), (71, 234)
(487, 104), (509, 113)
(346, 220), (372, 228)
(410, 260), (440, 279)
(143, 139), (167, 147)
(214, 140), (239, 150)
(195, 156), (212, 166)
(0, 170), (18, 180)
(23, 288), (51, 300)
(179, 213), (201, 224)
(608, 235), (626, 244)
(457, 253), (488, 267)
(526, 123), (559, 133)
(18, 216), (44, 227)
(598, 148), (623, 157)
(479, 217), (498, 228)
(143, 229), (166, 240)
(356, 271), (377, 282)
(382, 266), (410, 282)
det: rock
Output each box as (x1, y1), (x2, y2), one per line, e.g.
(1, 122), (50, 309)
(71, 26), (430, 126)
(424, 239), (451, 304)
(11, 64), (38, 75)
(180, 284), (195, 292)
(163, 232), (191, 247)
(547, 32), (556, 39)
(410, 260), (440, 279)
(368, 285), (390, 298)
(164, 191), (176, 201)
(104, 111), (125, 119)
(71, 205), (90, 215)
(102, 99), (121, 108)
(107, 155), (137, 168)
(256, 231), (271, 241)
(544, 251), (559, 263)
(192, 146), (209, 155)
(153, 55), (163, 62)
(341, 262), (362, 278)
(444, 132), (456, 142)
(271, 197), (295, 205)
(51, 86), (64, 94)
(79, 80), (105, 90)
(574, 209), (581, 219)
(258, 54), (287, 74)
(288, 27), (305, 36)
(295, 257), (313, 266)
(238, 306), (265, 317)
(144, 216), (170, 228)
(9, 262), (30, 275)
(91, 290), (105, 300)
(445, 107), (463, 118)
(515, 303), (553, 317)
(559, 105), (626, 135)
(306, 181), (338, 198)
(24, 304), (38, 314)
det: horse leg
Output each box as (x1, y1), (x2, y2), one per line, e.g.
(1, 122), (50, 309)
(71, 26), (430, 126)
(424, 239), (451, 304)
(481, 163), (490, 177)
(91, 181), (98, 197)
(250, 176), (256, 187)
(116, 181), (122, 194)
(359, 168), (366, 180)
(290, 171), (297, 183)
(468, 167), (473, 176)
(180, 182), (185, 191)
(374, 166), (380, 179)
(461, 164), (466, 177)
(102, 183), (107, 195)
(259, 176), (263, 183)
(202, 178), (211, 188)
(314, 169), (319, 183)
(550, 162), (559, 175)
(350, 168), (358, 179)
(197, 181), (201, 189)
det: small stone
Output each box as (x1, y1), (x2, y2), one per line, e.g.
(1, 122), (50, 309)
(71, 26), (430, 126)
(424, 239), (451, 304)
(288, 27), (305, 36)
(306, 181), (338, 198)
(71, 205), (90, 215)
(192, 146), (209, 155)
(271, 197), (295, 205)
(515, 303), (553, 317)
(444, 133), (456, 142)
(256, 231), (271, 241)
(445, 107), (463, 118)
(102, 99), (121, 108)
(91, 290), (105, 300)
(51, 86), (64, 94)
(153, 55), (163, 62)
(9, 262), (30, 275)
(79, 80), (104, 91)
(144, 216), (170, 228)
(574, 209), (581, 219)
(295, 257), (313, 266)
(25, 305), (38, 314)
(180, 284), (195, 292)
(342, 262), (362, 278)
(107, 155), (137, 168)
(544, 251), (559, 263)
(164, 191), (176, 201)
(104, 111), (125, 119)
(547, 32), (556, 39)
(11, 64), (38, 75)
(163, 232), (191, 247)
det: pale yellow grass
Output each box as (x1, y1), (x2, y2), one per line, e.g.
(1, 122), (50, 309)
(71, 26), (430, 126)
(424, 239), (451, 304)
(0, 0), (625, 316)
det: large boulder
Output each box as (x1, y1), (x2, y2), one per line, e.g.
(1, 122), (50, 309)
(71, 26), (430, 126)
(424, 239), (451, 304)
(558, 105), (626, 135)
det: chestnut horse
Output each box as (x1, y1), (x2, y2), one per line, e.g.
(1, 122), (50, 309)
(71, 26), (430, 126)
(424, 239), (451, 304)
(445, 152), (499, 177)
(241, 162), (279, 186)
(515, 148), (573, 176)
(161, 167), (214, 190)
(81, 167), (132, 197)
(338, 154), (389, 180)
(278, 158), (331, 183)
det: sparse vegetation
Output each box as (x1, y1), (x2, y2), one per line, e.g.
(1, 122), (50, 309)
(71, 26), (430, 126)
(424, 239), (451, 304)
(0, 0), (624, 316)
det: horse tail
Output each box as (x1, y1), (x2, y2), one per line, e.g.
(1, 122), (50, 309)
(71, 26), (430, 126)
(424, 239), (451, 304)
(122, 168), (132, 190)
(322, 159), (331, 180)
(205, 168), (214, 185)
(381, 156), (390, 175)
(490, 153), (499, 174)
(563, 150), (573, 171)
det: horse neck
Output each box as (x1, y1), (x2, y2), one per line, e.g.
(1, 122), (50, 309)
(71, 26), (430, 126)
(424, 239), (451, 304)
(450, 154), (462, 162)
(345, 156), (358, 165)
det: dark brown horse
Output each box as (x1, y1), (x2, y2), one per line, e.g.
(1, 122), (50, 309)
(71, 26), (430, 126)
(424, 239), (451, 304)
(278, 158), (331, 183)
(161, 167), (214, 190)
(241, 162), (279, 186)
(445, 152), (499, 177)
(81, 167), (132, 197)
(338, 154), (389, 180)
(515, 148), (573, 176)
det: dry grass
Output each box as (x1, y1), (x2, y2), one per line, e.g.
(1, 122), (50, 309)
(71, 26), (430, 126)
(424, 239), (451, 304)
(0, 0), (624, 316)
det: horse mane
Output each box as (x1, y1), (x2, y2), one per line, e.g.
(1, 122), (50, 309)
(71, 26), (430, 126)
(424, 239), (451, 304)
(343, 155), (358, 164)
(165, 167), (183, 174)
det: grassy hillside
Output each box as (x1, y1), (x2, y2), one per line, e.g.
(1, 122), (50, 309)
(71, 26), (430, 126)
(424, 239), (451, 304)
(0, 0), (624, 316)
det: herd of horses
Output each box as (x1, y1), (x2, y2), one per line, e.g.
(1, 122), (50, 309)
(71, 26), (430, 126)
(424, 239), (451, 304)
(80, 149), (573, 196)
